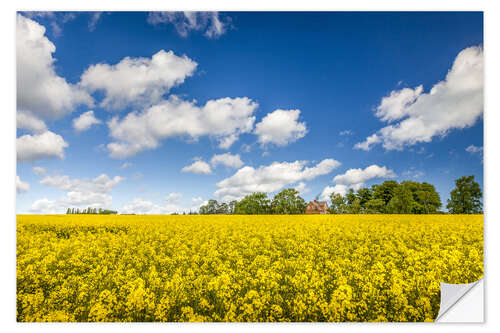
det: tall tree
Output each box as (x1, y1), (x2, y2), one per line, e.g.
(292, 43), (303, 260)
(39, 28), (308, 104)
(346, 189), (357, 206)
(446, 175), (483, 214)
(356, 188), (373, 209)
(387, 184), (414, 214)
(271, 188), (307, 214)
(228, 200), (237, 214)
(329, 193), (348, 214)
(364, 198), (385, 213)
(371, 180), (399, 208)
(348, 198), (362, 214)
(199, 199), (219, 215)
(217, 202), (229, 214)
(234, 193), (271, 214)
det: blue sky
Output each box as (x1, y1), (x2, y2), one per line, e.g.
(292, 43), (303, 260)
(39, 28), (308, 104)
(16, 11), (483, 214)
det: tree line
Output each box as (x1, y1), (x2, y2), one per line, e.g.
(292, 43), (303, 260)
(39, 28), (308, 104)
(66, 207), (118, 215)
(199, 175), (483, 215)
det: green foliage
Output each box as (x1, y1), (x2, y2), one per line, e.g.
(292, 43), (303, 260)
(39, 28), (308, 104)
(387, 184), (415, 214)
(348, 198), (362, 214)
(446, 175), (483, 214)
(356, 188), (372, 207)
(234, 192), (271, 215)
(270, 188), (307, 214)
(328, 193), (348, 214)
(372, 181), (399, 208)
(364, 198), (386, 213)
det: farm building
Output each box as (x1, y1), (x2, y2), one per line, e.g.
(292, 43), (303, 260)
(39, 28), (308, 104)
(306, 200), (329, 214)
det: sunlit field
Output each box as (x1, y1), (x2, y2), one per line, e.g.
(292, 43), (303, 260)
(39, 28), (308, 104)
(16, 214), (483, 322)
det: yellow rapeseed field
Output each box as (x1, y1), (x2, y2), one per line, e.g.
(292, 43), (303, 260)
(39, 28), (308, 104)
(16, 214), (483, 322)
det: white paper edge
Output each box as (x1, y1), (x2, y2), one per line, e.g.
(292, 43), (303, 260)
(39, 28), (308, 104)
(435, 278), (484, 322)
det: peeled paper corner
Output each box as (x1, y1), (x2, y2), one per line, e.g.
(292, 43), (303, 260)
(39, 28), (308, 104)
(435, 278), (484, 322)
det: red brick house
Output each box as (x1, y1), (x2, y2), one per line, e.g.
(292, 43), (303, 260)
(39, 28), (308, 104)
(306, 200), (329, 214)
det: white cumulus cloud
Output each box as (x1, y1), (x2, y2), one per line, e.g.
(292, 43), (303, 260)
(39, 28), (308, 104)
(254, 109), (307, 147)
(355, 46), (483, 151)
(17, 111), (47, 133)
(17, 131), (68, 163)
(320, 165), (395, 201)
(107, 96), (258, 158)
(31, 173), (125, 213)
(210, 153), (244, 169)
(80, 50), (197, 110)
(17, 14), (92, 122)
(181, 159), (212, 175)
(320, 184), (349, 200)
(73, 110), (101, 132)
(333, 165), (395, 186)
(215, 158), (340, 201)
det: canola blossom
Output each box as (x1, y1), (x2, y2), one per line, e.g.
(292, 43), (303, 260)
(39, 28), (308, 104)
(16, 214), (483, 322)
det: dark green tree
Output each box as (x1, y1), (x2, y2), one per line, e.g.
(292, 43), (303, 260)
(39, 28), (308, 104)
(371, 180), (399, 210)
(364, 198), (386, 213)
(346, 188), (357, 206)
(387, 184), (415, 214)
(348, 198), (362, 214)
(271, 188), (307, 214)
(66, 208), (71, 214)
(356, 188), (373, 209)
(416, 183), (442, 213)
(234, 193), (271, 214)
(446, 175), (483, 214)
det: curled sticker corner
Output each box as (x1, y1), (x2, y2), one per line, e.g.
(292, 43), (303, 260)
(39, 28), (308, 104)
(435, 278), (483, 322)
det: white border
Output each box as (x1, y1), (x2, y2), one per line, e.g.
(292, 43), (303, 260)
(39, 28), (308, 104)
(2, 1), (499, 332)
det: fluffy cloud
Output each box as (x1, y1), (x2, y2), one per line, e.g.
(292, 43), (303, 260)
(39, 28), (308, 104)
(181, 159), (212, 175)
(210, 153), (244, 169)
(375, 86), (424, 122)
(294, 182), (310, 195)
(254, 109), (307, 146)
(355, 46), (483, 151)
(320, 165), (395, 201)
(30, 198), (59, 214)
(40, 174), (124, 193)
(333, 165), (395, 186)
(16, 176), (30, 193)
(147, 12), (229, 39)
(80, 50), (197, 110)
(121, 194), (200, 215)
(320, 184), (349, 200)
(31, 173), (124, 213)
(107, 96), (258, 158)
(17, 131), (68, 163)
(73, 110), (101, 132)
(17, 14), (92, 121)
(353, 134), (380, 151)
(32, 167), (46, 176)
(215, 158), (340, 201)
(17, 111), (47, 133)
